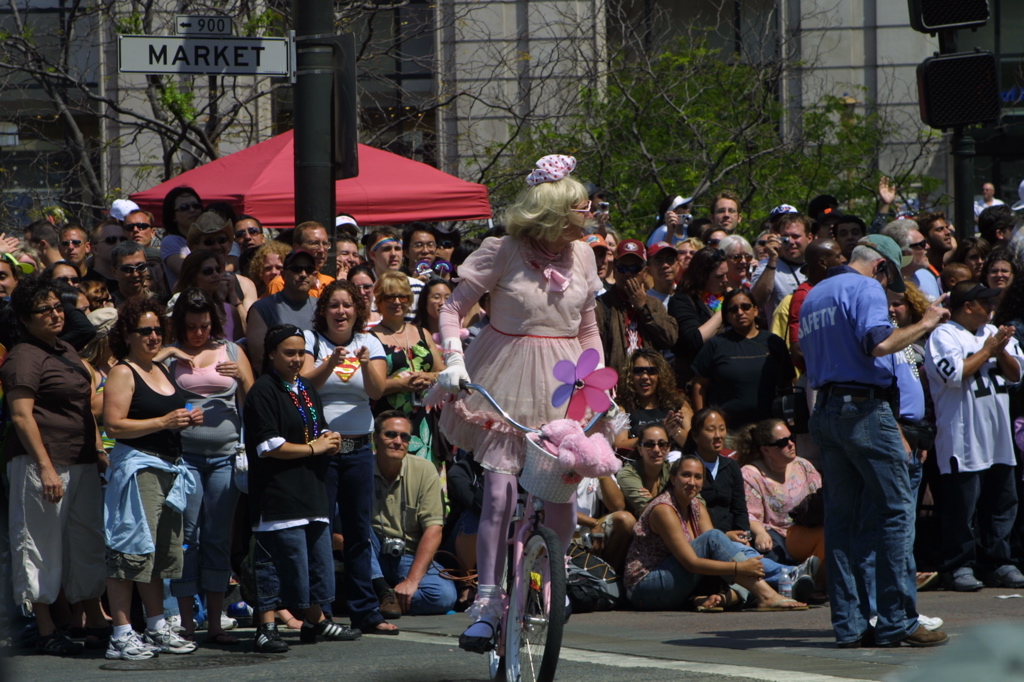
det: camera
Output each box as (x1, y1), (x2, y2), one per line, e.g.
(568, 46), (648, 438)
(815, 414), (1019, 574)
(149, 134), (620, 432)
(382, 537), (407, 558)
(597, 201), (610, 213)
(781, 236), (791, 245)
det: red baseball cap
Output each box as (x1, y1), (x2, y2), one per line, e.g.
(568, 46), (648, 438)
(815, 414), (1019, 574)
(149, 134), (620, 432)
(647, 241), (678, 260)
(615, 239), (647, 262)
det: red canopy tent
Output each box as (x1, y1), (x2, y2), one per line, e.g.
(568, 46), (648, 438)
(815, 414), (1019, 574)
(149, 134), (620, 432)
(130, 130), (492, 228)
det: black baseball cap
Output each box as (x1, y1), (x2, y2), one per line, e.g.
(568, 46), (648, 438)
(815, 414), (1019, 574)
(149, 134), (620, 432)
(949, 282), (1000, 311)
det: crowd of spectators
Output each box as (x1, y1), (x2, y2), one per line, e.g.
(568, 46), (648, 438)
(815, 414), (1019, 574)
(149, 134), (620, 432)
(5, 176), (1024, 661)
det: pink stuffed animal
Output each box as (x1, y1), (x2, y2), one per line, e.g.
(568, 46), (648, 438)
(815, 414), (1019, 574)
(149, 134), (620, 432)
(535, 419), (620, 479)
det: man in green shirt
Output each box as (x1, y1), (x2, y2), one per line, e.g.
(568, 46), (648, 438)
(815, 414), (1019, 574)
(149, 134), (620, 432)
(371, 410), (456, 615)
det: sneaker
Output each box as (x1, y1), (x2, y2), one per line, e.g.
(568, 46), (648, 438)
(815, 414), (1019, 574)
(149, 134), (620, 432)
(793, 555), (820, 582)
(379, 589), (402, 620)
(106, 630), (157, 661)
(254, 623), (289, 654)
(984, 564), (1024, 588)
(220, 613), (239, 631)
(876, 624), (949, 648)
(869, 614), (944, 631)
(144, 624), (197, 654)
(791, 556), (819, 604)
(36, 630), (83, 656)
(942, 567), (984, 592)
(299, 618), (362, 644)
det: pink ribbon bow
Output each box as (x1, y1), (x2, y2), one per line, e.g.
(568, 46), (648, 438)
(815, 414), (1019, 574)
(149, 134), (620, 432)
(526, 154), (577, 186)
(542, 264), (572, 292)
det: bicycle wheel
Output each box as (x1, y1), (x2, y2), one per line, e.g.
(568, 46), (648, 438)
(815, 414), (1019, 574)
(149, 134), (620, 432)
(504, 527), (566, 682)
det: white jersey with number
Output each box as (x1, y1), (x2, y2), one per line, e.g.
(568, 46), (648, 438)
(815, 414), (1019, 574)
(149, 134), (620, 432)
(924, 321), (1024, 474)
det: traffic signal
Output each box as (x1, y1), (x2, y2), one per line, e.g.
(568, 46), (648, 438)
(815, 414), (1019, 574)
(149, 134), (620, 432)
(332, 33), (358, 180)
(916, 51), (1000, 130)
(908, 0), (989, 34)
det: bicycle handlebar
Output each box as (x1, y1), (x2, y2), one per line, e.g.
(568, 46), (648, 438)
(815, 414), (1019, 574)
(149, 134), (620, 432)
(460, 381), (606, 435)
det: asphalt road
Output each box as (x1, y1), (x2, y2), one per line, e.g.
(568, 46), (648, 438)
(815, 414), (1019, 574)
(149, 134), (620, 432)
(4, 586), (1024, 681)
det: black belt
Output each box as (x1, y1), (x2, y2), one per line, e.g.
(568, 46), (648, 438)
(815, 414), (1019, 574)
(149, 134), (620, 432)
(339, 435), (370, 454)
(821, 383), (894, 402)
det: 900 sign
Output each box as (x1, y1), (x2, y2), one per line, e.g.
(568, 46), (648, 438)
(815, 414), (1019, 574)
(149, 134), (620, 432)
(176, 15), (232, 37)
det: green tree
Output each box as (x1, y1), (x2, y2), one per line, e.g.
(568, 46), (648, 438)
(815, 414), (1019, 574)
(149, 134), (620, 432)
(483, 29), (940, 239)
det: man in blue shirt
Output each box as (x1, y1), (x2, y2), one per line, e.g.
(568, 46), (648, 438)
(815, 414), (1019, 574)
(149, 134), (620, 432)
(800, 235), (950, 648)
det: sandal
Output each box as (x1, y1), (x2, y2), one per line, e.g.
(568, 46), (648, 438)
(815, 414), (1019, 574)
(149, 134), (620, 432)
(359, 620), (400, 636)
(203, 632), (240, 645)
(690, 594), (724, 612)
(458, 620), (498, 654)
(36, 631), (83, 656)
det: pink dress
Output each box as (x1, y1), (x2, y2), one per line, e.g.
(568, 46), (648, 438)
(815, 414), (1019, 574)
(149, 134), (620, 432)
(436, 236), (602, 474)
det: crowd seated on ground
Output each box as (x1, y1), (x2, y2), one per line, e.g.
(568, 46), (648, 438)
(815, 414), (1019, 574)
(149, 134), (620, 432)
(6, 178), (1024, 662)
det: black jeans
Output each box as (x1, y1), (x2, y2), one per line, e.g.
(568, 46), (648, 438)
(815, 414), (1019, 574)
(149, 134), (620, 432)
(940, 461), (1018, 573)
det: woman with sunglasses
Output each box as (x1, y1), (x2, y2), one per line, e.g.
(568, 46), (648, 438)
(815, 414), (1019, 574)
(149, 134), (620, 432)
(187, 212), (258, 317)
(173, 250), (244, 342)
(736, 419), (823, 571)
(624, 453), (809, 612)
(347, 264), (381, 330)
(244, 324), (360, 653)
(718, 235), (756, 289)
(371, 271), (444, 467)
(161, 187), (204, 290)
(613, 349), (690, 455)
(299, 280), (397, 634)
(433, 155), (604, 653)
(102, 297), (203, 659)
(617, 423), (675, 518)
(1, 276), (109, 655)
(164, 289), (254, 644)
(668, 246), (729, 384)
(691, 288), (794, 430)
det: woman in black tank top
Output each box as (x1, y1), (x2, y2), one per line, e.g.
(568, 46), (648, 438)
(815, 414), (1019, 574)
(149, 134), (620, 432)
(101, 297), (205, 658)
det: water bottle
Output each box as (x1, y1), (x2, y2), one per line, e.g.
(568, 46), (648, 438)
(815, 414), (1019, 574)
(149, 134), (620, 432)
(779, 566), (793, 598)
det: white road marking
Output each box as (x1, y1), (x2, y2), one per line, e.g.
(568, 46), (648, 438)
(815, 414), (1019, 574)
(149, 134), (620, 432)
(397, 631), (872, 682)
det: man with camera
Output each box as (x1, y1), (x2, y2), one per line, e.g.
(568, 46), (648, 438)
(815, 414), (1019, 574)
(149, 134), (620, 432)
(370, 410), (457, 617)
(751, 212), (812, 320)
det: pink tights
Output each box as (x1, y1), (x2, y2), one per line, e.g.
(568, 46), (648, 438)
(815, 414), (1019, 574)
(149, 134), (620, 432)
(476, 471), (576, 588)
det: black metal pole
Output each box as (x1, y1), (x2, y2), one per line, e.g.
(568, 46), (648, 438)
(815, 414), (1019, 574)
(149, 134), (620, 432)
(951, 127), (975, 242)
(293, 0), (335, 233)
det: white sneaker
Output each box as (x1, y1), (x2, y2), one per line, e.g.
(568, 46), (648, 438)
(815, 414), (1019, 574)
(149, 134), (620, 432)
(144, 624), (197, 654)
(868, 614), (943, 631)
(106, 630), (158, 660)
(220, 613), (238, 631)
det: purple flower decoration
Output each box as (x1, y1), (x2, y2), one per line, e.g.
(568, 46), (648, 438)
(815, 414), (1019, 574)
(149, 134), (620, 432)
(551, 348), (618, 422)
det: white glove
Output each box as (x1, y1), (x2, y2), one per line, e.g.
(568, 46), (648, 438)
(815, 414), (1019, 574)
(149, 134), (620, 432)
(437, 337), (470, 394)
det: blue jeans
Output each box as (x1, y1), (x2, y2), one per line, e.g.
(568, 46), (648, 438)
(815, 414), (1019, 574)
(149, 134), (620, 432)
(864, 449), (924, 617)
(170, 453), (238, 598)
(627, 529), (782, 610)
(369, 532), (457, 615)
(323, 443), (383, 628)
(253, 521), (334, 613)
(810, 395), (918, 645)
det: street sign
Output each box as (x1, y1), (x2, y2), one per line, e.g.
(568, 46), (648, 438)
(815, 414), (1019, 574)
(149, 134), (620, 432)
(175, 15), (233, 37)
(118, 35), (290, 76)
